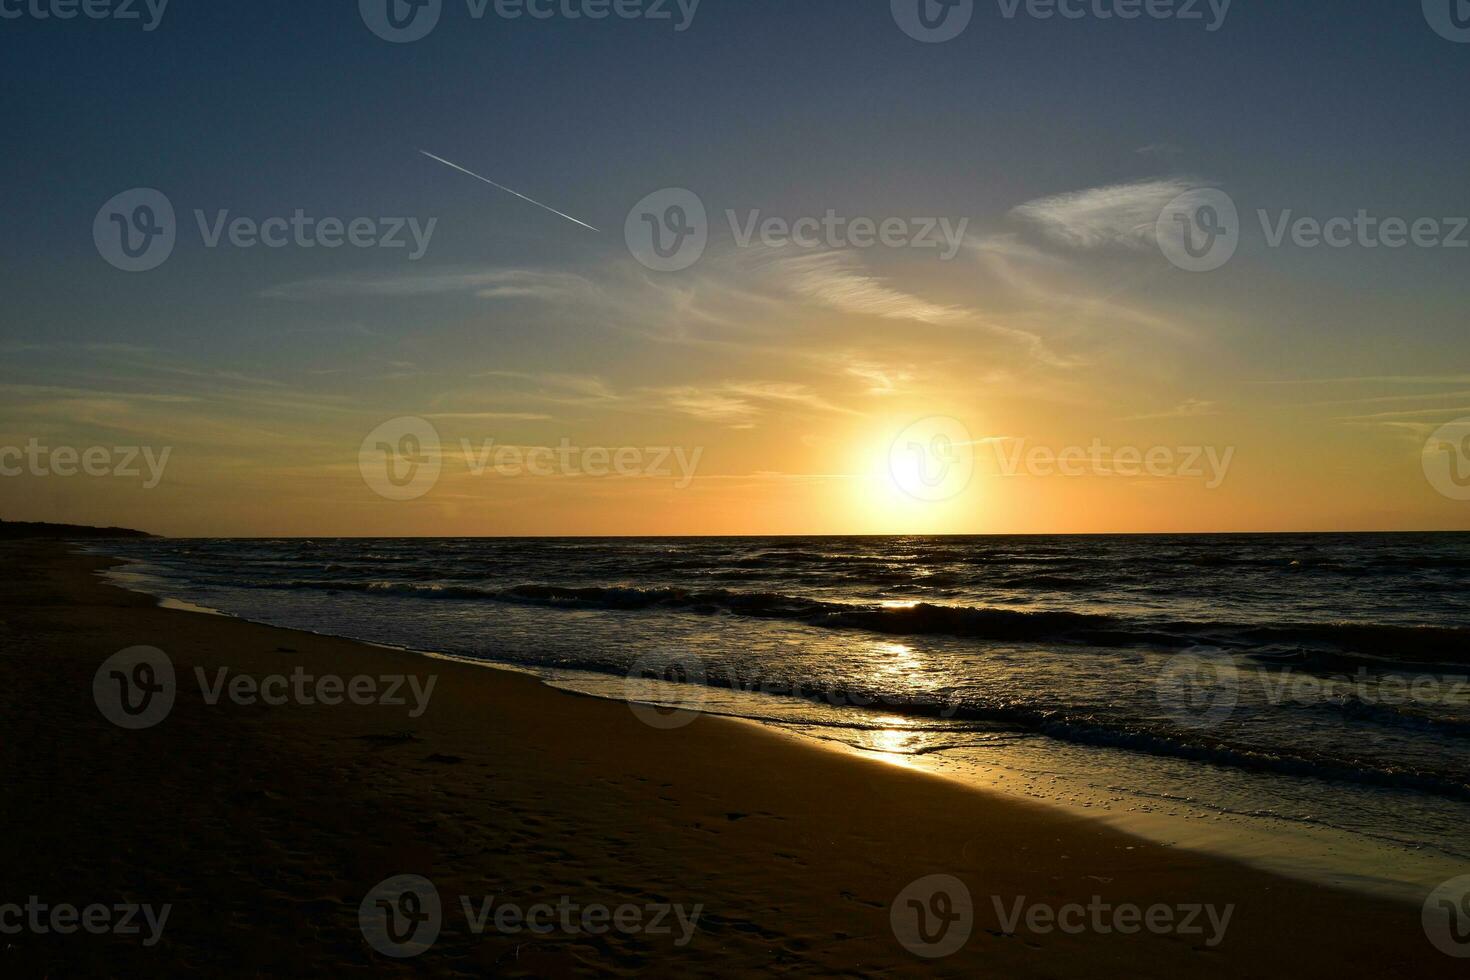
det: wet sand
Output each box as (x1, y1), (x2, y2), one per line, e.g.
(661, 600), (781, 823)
(0, 540), (1449, 976)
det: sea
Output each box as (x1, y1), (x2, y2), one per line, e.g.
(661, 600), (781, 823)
(94, 533), (1470, 901)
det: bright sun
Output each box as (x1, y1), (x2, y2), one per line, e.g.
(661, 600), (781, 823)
(849, 420), (981, 534)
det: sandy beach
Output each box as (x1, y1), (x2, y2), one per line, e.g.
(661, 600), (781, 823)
(0, 539), (1451, 976)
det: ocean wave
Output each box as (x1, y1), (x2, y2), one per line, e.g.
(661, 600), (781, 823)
(540, 653), (1470, 800)
(241, 577), (1470, 667)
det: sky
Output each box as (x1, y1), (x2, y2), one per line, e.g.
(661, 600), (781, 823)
(2, 0), (1469, 536)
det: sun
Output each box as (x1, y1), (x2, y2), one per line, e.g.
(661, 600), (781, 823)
(847, 419), (982, 534)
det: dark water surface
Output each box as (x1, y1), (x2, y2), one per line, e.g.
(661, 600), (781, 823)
(99, 534), (1470, 897)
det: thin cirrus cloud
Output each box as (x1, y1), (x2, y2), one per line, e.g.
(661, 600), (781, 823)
(260, 268), (598, 302)
(766, 250), (970, 324)
(261, 249), (977, 331)
(1117, 399), (1221, 421)
(470, 371), (621, 405)
(843, 358), (915, 396)
(661, 380), (855, 428)
(1011, 177), (1201, 250)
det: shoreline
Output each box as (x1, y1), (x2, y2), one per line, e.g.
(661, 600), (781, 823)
(0, 539), (1453, 975)
(100, 547), (1466, 905)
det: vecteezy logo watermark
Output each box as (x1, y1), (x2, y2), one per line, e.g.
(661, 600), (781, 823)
(993, 895), (1233, 946)
(1155, 650), (1239, 729)
(359, 875), (702, 957)
(360, 875), (443, 958)
(94, 647), (438, 729)
(891, 874), (974, 958)
(991, 439), (1236, 489)
(359, 416), (706, 501)
(94, 646), (177, 730)
(1156, 188), (1240, 272)
(0, 0), (169, 30)
(1424, 0), (1470, 43)
(360, 0), (700, 43)
(1424, 875), (1470, 957)
(95, 189), (437, 272)
(625, 653), (708, 729)
(360, 417), (443, 502)
(890, 417), (975, 503)
(892, 0), (975, 43)
(0, 439), (172, 488)
(0, 899), (172, 947)
(359, 0), (443, 42)
(1424, 418), (1470, 501)
(94, 188), (176, 273)
(626, 188), (709, 272)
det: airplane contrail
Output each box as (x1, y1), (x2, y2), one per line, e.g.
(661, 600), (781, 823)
(419, 150), (600, 233)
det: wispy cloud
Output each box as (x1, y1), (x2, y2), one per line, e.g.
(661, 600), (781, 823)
(843, 358), (915, 396)
(424, 411), (553, 421)
(1256, 375), (1470, 387)
(966, 231), (1185, 344)
(1136, 143), (1185, 159)
(1334, 406), (1470, 424)
(1011, 177), (1199, 250)
(766, 251), (970, 324)
(262, 268), (599, 303)
(472, 371), (620, 404)
(659, 379), (853, 428)
(1118, 398), (1220, 421)
(662, 388), (761, 426)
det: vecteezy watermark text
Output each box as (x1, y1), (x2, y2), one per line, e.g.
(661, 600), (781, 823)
(0, 0), (169, 30)
(0, 898), (171, 947)
(729, 210), (970, 261)
(624, 652), (963, 731)
(992, 895), (1233, 947)
(995, 0), (1230, 29)
(892, 0), (1230, 43)
(1157, 188), (1469, 272)
(1259, 210), (1469, 251)
(459, 438), (702, 486)
(460, 895), (701, 946)
(94, 647), (437, 730)
(94, 188), (437, 272)
(625, 189), (970, 271)
(195, 667), (436, 718)
(0, 440), (171, 488)
(359, 416), (704, 501)
(888, 874), (1232, 959)
(359, 875), (701, 958)
(360, 0), (700, 44)
(1156, 650), (1470, 730)
(992, 438), (1235, 489)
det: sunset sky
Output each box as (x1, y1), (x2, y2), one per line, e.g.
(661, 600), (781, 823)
(2, 1), (1468, 536)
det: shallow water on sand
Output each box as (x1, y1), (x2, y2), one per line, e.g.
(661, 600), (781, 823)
(97, 534), (1470, 900)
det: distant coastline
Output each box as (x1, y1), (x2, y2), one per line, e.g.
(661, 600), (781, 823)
(0, 520), (153, 540)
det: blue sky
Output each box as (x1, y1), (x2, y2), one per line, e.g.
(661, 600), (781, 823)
(2, 1), (1468, 534)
